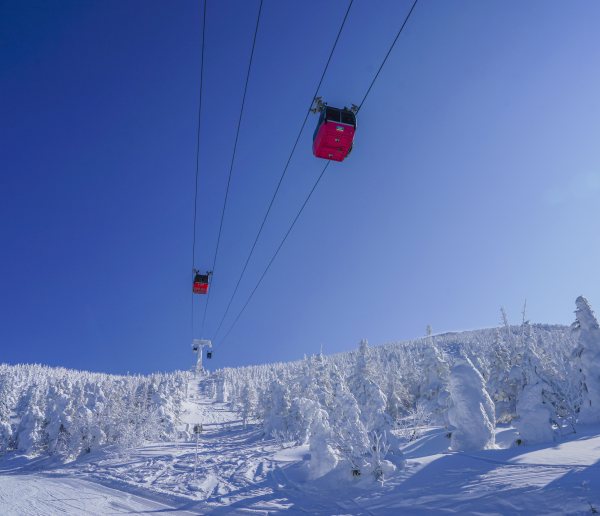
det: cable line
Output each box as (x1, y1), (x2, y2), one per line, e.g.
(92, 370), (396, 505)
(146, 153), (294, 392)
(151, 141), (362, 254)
(214, 161), (330, 350)
(199, 0), (264, 337)
(213, 0), (419, 351)
(191, 0), (207, 339)
(210, 0), (354, 342)
(358, 0), (418, 109)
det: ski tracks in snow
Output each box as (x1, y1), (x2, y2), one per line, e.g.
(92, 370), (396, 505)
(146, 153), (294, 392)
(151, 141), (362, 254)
(0, 475), (198, 516)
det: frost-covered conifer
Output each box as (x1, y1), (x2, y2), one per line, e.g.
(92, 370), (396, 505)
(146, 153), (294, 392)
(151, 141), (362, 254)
(43, 381), (74, 455)
(327, 360), (369, 469)
(313, 350), (334, 410)
(488, 328), (512, 422)
(216, 378), (229, 403)
(500, 306), (512, 345)
(447, 357), (495, 451)
(349, 340), (404, 463)
(17, 390), (45, 455)
(297, 354), (317, 400)
(0, 373), (15, 451)
(386, 382), (405, 421)
(229, 387), (238, 412)
(254, 386), (270, 422)
(509, 303), (527, 366)
(500, 307), (530, 423)
(571, 295), (600, 423)
(241, 385), (256, 429)
(72, 406), (105, 455)
(513, 346), (556, 445)
(149, 378), (178, 440)
(418, 346), (450, 425)
(262, 379), (292, 438)
(71, 380), (87, 412)
(294, 398), (337, 480)
(500, 306), (523, 367)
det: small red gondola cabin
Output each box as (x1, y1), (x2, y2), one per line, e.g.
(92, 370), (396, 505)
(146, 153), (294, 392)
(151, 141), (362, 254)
(193, 270), (212, 295)
(312, 105), (357, 162)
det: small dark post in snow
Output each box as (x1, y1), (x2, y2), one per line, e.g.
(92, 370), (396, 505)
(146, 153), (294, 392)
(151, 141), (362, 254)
(193, 422), (203, 480)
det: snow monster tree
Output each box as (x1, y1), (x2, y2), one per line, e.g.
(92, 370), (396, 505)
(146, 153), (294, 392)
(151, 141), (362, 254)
(572, 295), (600, 424)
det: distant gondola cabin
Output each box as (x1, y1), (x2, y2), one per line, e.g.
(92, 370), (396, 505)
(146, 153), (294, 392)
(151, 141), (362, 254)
(312, 106), (356, 162)
(193, 272), (210, 295)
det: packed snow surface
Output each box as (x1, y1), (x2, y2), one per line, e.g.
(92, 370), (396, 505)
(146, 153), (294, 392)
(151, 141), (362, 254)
(1, 378), (600, 515)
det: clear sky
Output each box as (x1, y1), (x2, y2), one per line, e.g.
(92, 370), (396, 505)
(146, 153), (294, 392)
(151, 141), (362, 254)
(2, 0), (599, 375)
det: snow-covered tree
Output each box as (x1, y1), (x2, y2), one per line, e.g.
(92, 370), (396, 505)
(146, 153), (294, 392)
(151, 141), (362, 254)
(512, 345), (556, 445)
(0, 373), (15, 451)
(397, 401), (432, 442)
(240, 385), (256, 429)
(418, 346), (449, 425)
(295, 398), (337, 480)
(349, 339), (404, 464)
(216, 378), (229, 403)
(510, 303), (527, 366)
(262, 379), (292, 438)
(312, 350), (334, 410)
(327, 360), (369, 472)
(42, 381), (74, 455)
(500, 306), (513, 350)
(487, 327), (512, 422)
(571, 295), (600, 423)
(447, 357), (496, 452)
(296, 354), (317, 400)
(520, 300), (529, 350)
(17, 390), (45, 455)
(386, 381), (405, 421)
(72, 406), (105, 456)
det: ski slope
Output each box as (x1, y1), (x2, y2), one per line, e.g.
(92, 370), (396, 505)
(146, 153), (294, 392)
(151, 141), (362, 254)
(1, 376), (599, 515)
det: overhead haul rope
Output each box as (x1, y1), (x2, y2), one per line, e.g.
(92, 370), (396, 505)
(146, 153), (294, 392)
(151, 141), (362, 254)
(210, 0), (355, 343)
(198, 0), (264, 338)
(212, 0), (419, 351)
(191, 0), (207, 339)
(213, 161), (330, 351)
(358, 0), (418, 109)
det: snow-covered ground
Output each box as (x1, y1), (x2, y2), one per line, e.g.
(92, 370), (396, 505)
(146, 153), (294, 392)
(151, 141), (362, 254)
(2, 376), (599, 515)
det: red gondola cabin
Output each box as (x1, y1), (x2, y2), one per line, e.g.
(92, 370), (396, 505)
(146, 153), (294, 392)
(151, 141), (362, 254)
(193, 270), (212, 295)
(312, 105), (357, 162)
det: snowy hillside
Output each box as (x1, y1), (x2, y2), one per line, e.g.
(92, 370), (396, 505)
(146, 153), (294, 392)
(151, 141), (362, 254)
(2, 297), (600, 515)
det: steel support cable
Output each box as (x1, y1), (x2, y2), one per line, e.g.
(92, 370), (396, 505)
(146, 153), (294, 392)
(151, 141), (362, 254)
(213, 161), (330, 350)
(210, 0), (354, 343)
(212, 0), (419, 351)
(191, 0), (207, 339)
(358, 0), (418, 109)
(199, 0), (264, 337)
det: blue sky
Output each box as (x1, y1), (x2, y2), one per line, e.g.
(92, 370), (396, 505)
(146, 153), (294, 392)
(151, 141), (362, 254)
(2, 0), (599, 375)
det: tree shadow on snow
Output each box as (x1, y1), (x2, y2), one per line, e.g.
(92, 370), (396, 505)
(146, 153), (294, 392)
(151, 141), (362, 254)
(387, 428), (600, 515)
